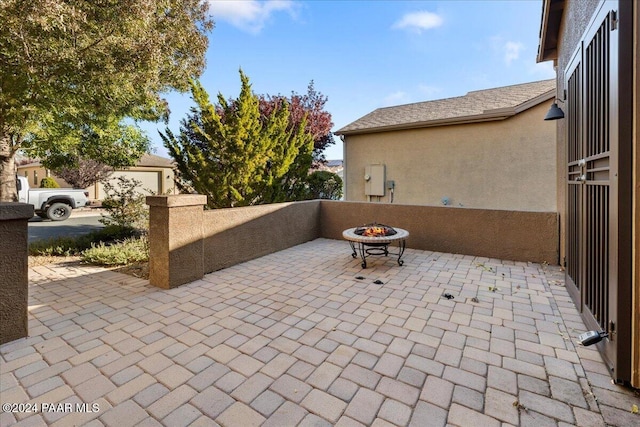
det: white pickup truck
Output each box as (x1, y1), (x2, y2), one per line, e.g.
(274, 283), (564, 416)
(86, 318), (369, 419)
(17, 175), (90, 221)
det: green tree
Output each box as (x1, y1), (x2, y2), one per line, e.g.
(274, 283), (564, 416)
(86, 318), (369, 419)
(305, 170), (343, 200)
(52, 157), (113, 190)
(0, 0), (213, 201)
(257, 83), (334, 202)
(39, 177), (59, 189)
(162, 71), (314, 208)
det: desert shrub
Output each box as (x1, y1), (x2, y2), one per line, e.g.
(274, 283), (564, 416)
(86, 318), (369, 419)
(29, 236), (87, 256)
(100, 176), (149, 230)
(91, 224), (141, 242)
(81, 236), (149, 266)
(39, 177), (60, 188)
(29, 225), (140, 256)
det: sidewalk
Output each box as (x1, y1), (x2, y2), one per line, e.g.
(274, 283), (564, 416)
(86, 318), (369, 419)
(71, 206), (106, 218)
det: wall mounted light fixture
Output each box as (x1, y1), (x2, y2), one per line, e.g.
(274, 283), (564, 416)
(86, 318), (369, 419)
(544, 101), (565, 120)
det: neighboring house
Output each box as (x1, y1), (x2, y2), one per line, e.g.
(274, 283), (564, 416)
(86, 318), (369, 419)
(313, 159), (344, 181)
(17, 153), (177, 200)
(538, 0), (638, 387)
(325, 159), (344, 173)
(310, 159), (344, 199)
(335, 79), (557, 212)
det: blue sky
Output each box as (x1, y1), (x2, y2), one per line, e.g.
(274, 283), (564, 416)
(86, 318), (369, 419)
(143, 0), (555, 161)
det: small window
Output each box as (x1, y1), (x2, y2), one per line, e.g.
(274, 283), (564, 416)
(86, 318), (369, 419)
(33, 170), (38, 186)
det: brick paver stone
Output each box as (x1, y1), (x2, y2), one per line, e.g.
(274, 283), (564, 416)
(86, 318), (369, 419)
(306, 362), (342, 390)
(261, 401), (308, 427)
(334, 416), (367, 427)
(269, 374), (312, 403)
(519, 389), (575, 423)
(147, 384), (197, 419)
(452, 385), (484, 412)
(341, 363), (381, 389)
(188, 363), (231, 392)
(409, 401), (447, 427)
(156, 364), (194, 389)
(105, 373), (155, 405)
(2, 241), (635, 427)
(250, 390), (285, 417)
(420, 375), (454, 408)
(301, 389), (348, 423)
(378, 398), (412, 426)
(75, 375), (116, 402)
(133, 383), (170, 407)
(573, 407), (607, 427)
(217, 402), (266, 427)
(190, 385), (234, 419)
(549, 375), (589, 408)
(448, 403), (501, 427)
(344, 388), (385, 425)
(373, 353), (404, 378)
(99, 400), (148, 427)
(484, 387), (519, 425)
(230, 372), (273, 403)
(162, 404), (203, 427)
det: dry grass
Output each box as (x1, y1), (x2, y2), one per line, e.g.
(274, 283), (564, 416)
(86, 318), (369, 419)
(29, 255), (149, 280)
(112, 262), (149, 279)
(29, 255), (82, 267)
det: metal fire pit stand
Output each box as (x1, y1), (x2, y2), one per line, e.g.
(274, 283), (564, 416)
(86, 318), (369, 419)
(342, 227), (409, 269)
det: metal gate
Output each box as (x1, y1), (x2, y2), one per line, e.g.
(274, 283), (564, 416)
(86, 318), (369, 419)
(564, 3), (620, 377)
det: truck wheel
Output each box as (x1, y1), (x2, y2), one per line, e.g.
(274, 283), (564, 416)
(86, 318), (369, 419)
(47, 203), (72, 221)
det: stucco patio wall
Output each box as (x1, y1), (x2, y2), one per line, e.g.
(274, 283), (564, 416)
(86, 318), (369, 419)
(147, 196), (558, 289)
(319, 200), (559, 264)
(0, 202), (34, 344)
(202, 200), (321, 273)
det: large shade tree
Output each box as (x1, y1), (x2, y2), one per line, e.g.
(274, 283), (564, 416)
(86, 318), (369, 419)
(161, 71), (315, 208)
(0, 0), (213, 201)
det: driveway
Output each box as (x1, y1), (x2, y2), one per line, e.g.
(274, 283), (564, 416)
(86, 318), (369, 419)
(28, 210), (105, 243)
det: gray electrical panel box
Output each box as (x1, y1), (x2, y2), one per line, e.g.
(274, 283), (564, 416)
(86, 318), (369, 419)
(364, 164), (385, 196)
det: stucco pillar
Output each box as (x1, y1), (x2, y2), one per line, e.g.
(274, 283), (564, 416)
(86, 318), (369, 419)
(146, 195), (207, 289)
(0, 202), (34, 344)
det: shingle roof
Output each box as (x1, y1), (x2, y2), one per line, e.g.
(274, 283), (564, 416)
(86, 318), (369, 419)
(135, 153), (175, 168)
(17, 153), (174, 169)
(336, 79), (556, 135)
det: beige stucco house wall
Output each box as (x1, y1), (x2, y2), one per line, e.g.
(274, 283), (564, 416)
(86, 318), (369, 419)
(537, 0), (638, 387)
(17, 153), (177, 200)
(336, 80), (557, 212)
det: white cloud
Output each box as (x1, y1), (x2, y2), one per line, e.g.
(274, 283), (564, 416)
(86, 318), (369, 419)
(381, 85), (442, 107)
(392, 11), (443, 34)
(417, 84), (442, 99)
(503, 41), (524, 65)
(527, 61), (556, 78)
(208, 0), (297, 34)
(381, 91), (410, 106)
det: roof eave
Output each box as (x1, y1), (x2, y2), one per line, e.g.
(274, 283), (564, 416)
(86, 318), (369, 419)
(513, 90), (555, 113)
(336, 111), (515, 136)
(336, 90), (555, 136)
(537, 0), (565, 63)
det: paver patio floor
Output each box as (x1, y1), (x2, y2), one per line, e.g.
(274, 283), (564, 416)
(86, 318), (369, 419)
(1, 238), (638, 426)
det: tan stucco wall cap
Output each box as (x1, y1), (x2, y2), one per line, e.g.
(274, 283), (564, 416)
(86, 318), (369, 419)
(146, 195), (207, 208)
(0, 203), (34, 220)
